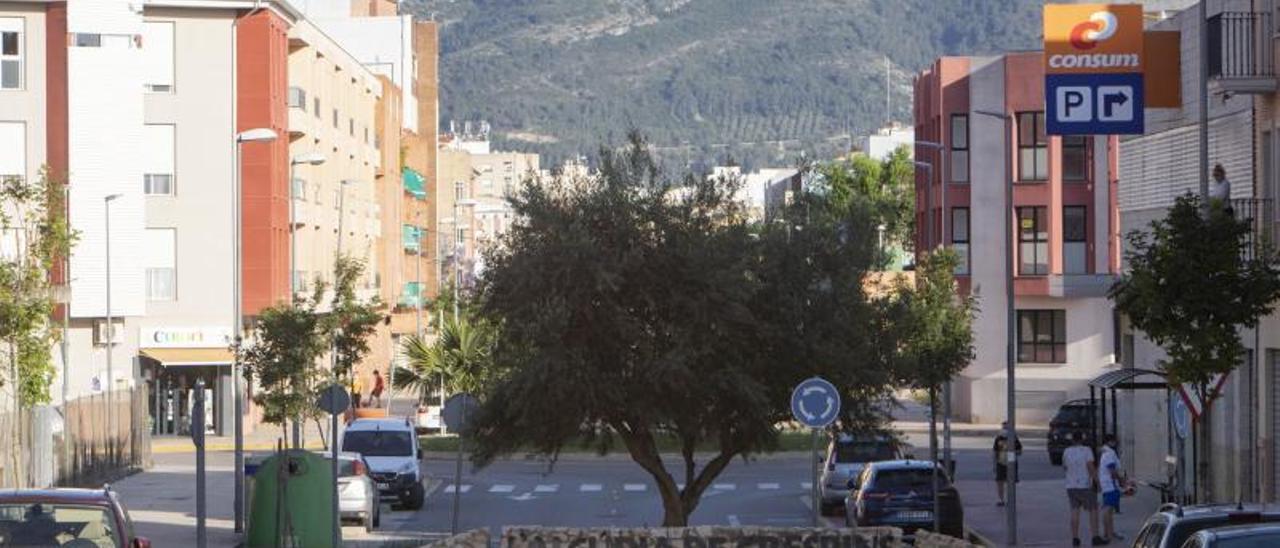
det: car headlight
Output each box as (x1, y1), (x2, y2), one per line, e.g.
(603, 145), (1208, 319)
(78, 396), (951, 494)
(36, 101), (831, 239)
(398, 461), (417, 475)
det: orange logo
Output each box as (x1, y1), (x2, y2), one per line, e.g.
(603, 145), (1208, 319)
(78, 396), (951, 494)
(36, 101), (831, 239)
(1069, 11), (1119, 50)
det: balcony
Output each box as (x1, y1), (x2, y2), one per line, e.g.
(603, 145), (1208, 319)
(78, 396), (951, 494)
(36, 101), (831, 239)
(1208, 11), (1277, 94)
(1048, 274), (1116, 298)
(1230, 198), (1277, 261)
(288, 88), (311, 139)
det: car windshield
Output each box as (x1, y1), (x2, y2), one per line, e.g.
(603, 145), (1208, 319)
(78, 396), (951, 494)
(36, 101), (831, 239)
(1212, 534), (1280, 548)
(336, 457), (359, 477)
(342, 431), (413, 457)
(874, 469), (945, 492)
(834, 442), (896, 463)
(0, 503), (119, 547)
(1054, 406), (1092, 425)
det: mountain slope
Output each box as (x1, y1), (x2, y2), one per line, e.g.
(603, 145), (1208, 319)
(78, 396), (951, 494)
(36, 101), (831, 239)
(406, 0), (1044, 168)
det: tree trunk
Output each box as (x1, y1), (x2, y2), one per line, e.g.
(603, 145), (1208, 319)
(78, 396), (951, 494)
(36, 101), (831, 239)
(1199, 383), (1213, 503)
(929, 385), (940, 533)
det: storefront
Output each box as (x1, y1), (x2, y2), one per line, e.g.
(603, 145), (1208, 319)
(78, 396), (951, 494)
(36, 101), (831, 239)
(138, 327), (234, 437)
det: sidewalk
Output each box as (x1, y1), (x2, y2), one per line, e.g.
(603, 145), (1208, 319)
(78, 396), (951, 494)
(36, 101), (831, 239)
(959, 477), (1159, 547)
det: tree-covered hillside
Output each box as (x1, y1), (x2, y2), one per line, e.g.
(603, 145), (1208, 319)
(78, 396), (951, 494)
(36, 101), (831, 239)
(406, 0), (1043, 168)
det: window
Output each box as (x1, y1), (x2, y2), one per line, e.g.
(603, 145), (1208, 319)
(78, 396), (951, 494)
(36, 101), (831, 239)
(145, 228), (176, 301)
(1, 18), (23, 90)
(1064, 206), (1087, 274)
(332, 108), (339, 129)
(455, 182), (466, 200)
(364, 127), (369, 144)
(1017, 112), (1048, 181)
(950, 114), (968, 183)
(1017, 206), (1048, 275)
(288, 87), (306, 109)
(313, 97), (320, 118)
(142, 124), (175, 195)
(1062, 135), (1088, 181)
(333, 189), (341, 210)
(292, 178), (306, 201)
(951, 207), (970, 275)
(0, 122), (25, 180)
(1017, 310), (1066, 363)
(349, 118), (354, 136)
(72, 33), (101, 48)
(142, 22), (174, 92)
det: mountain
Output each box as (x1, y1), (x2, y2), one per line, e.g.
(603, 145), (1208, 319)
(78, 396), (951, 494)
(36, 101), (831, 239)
(404, 0), (1045, 169)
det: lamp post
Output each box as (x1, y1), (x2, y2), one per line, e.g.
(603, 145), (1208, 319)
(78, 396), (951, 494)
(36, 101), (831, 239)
(103, 193), (122, 462)
(289, 152), (325, 448)
(232, 127), (277, 533)
(974, 108), (1017, 545)
(330, 178), (355, 545)
(917, 138), (956, 505)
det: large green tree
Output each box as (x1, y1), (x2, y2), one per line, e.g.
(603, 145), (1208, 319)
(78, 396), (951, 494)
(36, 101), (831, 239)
(1110, 194), (1280, 499)
(819, 147), (915, 262)
(466, 133), (899, 525)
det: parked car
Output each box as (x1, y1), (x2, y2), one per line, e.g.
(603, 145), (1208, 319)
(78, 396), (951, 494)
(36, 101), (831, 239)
(843, 459), (964, 538)
(1048, 399), (1097, 466)
(0, 487), (151, 547)
(818, 433), (907, 515)
(341, 417), (427, 510)
(324, 451), (382, 531)
(1179, 523), (1280, 547)
(1131, 503), (1280, 548)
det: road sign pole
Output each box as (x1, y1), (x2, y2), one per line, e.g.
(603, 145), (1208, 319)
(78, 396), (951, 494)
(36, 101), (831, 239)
(811, 427), (820, 527)
(451, 405), (466, 535)
(193, 380), (206, 548)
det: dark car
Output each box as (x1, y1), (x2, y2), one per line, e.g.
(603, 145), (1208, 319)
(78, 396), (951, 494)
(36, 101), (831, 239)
(1180, 523), (1280, 547)
(0, 487), (151, 547)
(1048, 399), (1097, 466)
(843, 460), (964, 538)
(818, 433), (908, 515)
(1131, 503), (1280, 548)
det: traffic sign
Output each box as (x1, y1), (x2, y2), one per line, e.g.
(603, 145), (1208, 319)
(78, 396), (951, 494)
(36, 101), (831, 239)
(1046, 73), (1144, 135)
(442, 393), (480, 433)
(316, 384), (351, 415)
(1171, 397), (1190, 440)
(1044, 4), (1145, 135)
(790, 377), (841, 429)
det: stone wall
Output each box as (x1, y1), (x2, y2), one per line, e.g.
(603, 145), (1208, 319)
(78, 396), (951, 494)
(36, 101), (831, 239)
(501, 527), (903, 548)
(422, 529), (491, 548)
(912, 531), (979, 548)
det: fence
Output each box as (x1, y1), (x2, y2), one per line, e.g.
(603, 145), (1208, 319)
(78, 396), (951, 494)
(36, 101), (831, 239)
(0, 387), (152, 489)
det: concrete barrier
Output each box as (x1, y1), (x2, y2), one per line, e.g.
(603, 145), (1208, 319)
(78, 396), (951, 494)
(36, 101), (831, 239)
(420, 529), (491, 548)
(501, 526), (903, 547)
(912, 531), (978, 548)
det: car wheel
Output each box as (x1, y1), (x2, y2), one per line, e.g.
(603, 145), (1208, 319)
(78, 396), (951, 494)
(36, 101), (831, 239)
(402, 482), (425, 510)
(364, 509), (374, 533)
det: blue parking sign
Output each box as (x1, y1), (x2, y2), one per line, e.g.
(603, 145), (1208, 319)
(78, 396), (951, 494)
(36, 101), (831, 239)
(1045, 72), (1144, 135)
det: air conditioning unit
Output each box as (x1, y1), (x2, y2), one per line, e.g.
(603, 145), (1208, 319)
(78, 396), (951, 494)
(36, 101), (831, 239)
(94, 319), (125, 346)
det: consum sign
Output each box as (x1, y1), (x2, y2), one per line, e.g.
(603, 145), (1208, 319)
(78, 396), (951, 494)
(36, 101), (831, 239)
(1044, 4), (1144, 74)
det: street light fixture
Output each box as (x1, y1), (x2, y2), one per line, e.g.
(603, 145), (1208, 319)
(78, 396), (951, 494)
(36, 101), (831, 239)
(103, 193), (122, 458)
(973, 108), (1017, 546)
(232, 127), (276, 533)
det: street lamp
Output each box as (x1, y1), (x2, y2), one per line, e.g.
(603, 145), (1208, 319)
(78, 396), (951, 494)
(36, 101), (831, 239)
(973, 108), (1017, 546)
(917, 140), (956, 502)
(330, 178), (356, 545)
(288, 152), (326, 448)
(232, 127), (276, 533)
(103, 193), (122, 460)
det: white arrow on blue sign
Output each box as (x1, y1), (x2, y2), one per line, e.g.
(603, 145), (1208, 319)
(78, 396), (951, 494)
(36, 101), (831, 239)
(790, 377), (841, 429)
(1045, 72), (1144, 135)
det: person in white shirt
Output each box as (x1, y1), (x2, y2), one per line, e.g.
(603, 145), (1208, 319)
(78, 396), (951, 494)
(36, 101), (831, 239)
(1098, 434), (1125, 544)
(1063, 431), (1106, 546)
(1210, 164), (1232, 204)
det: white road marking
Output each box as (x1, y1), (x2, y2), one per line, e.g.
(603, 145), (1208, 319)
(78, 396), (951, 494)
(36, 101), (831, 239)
(713, 483), (736, 491)
(727, 514), (741, 526)
(623, 483), (647, 492)
(534, 484), (559, 493)
(443, 484), (471, 494)
(801, 482), (813, 490)
(489, 484), (515, 493)
(580, 484), (603, 492)
(758, 483), (781, 490)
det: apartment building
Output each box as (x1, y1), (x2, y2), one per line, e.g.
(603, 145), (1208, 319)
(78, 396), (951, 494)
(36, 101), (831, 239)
(913, 52), (1122, 426)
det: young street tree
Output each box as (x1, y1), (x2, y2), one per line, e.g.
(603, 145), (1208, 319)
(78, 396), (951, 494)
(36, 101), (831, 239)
(1110, 194), (1280, 499)
(394, 317), (499, 405)
(467, 133), (899, 525)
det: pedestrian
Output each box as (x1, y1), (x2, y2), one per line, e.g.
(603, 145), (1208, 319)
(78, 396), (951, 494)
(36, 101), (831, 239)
(1064, 431), (1107, 546)
(992, 421), (1022, 507)
(1099, 434), (1126, 543)
(352, 374), (365, 409)
(369, 369), (385, 408)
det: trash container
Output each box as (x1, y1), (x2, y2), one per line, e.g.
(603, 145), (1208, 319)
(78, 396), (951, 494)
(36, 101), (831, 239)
(246, 449), (340, 548)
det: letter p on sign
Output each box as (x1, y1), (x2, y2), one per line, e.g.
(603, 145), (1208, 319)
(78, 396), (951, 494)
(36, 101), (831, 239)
(1057, 86), (1093, 122)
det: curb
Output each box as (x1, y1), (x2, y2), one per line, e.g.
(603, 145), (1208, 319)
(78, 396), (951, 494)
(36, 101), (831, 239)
(966, 526), (995, 547)
(152, 440), (329, 454)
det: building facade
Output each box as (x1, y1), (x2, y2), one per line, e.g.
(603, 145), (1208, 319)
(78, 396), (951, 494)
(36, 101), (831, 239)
(914, 52), (1122, 426)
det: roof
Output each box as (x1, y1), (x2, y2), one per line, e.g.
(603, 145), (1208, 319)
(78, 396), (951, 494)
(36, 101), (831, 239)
(1088, 367), (1168, 390)
(1204, 523), (1280, 538)
(346, 417), (413, 432)
(867, 459), (939, 471)
(0, 488), (113, 505)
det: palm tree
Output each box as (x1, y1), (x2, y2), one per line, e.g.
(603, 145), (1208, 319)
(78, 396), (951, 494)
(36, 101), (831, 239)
(393, 317), (495, 404)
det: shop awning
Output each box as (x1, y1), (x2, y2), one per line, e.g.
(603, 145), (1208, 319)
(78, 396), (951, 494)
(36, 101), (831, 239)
(140, 348), (235, 367)
(403, 167), (426, 199)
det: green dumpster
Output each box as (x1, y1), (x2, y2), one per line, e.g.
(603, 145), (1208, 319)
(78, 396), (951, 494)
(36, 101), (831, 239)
(246, 449), (341, 548)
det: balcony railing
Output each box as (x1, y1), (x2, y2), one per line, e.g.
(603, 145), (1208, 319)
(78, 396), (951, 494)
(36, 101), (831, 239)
(1208, 11), (1277, 93)
(1229, 198), (1276, 260)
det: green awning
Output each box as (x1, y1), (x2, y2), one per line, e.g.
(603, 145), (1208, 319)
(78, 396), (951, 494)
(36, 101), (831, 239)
(402, 224), (421, 252)
(403, 168), (426, 199)
(398, 282), (423, 308)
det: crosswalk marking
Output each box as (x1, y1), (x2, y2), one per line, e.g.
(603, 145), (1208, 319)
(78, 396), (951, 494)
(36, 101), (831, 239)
(758, 483), (780, 490)
(623, 484), (646, 492)
(580, 484), (603, 492)
(713, 483), (736, 491)
(489, 484), (515, 493)
(440, 481), (811, 496)
(534, 484), (559, 493)
(443, 484), (471, 494)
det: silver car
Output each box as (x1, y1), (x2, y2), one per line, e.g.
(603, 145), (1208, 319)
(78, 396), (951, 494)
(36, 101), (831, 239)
(818, 434), (906, 515)
(1179, 523), (1280, 547)
(326, 451), (382, 532)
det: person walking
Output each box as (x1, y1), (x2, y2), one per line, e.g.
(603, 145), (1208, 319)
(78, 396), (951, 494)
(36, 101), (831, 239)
(369, 369), (386, 408)
(1099, 434), (1126, 543)
(1064, 431), (1106, 546)
(352, 374), (365, 409)
(993, 421), (1022, 507)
